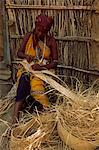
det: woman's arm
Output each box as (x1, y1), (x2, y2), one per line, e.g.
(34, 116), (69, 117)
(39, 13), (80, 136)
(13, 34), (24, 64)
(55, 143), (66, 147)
(43, 37), (58, 69)
(17, 32), (33, 62)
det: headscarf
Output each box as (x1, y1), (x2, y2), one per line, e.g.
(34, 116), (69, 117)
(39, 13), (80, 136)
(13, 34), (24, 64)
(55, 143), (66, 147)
(35, 14), (54, 31)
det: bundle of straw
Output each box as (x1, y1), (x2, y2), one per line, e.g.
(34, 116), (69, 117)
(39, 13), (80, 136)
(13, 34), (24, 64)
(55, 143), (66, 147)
(10, 110), (57, 150)
(10, 117), (42, 150)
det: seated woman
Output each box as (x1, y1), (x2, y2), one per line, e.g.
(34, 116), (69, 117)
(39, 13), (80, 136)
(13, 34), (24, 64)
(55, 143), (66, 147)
(13, 14), (58, 123)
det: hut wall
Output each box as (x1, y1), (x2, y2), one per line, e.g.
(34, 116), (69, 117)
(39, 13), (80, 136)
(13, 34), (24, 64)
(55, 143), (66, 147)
(5, 0), (99, 84)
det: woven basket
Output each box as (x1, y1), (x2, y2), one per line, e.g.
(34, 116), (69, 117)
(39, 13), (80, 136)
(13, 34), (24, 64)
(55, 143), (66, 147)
(57, 119), (99, 150)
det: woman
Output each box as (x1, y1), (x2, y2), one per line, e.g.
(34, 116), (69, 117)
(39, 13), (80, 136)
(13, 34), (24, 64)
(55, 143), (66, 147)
(13, 14), (58, 123)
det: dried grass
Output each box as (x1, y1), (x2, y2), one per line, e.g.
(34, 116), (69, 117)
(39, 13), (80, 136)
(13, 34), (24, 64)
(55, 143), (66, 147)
(56, 94), (99, 150)
(0, 60), (99, 150)
(9, 110), (57, 150)
(0, 83), (17, 116)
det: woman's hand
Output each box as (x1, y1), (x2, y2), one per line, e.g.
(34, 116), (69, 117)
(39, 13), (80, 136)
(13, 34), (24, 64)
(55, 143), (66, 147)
(32, 64), (42, 71)
(25, 55), (34, 63)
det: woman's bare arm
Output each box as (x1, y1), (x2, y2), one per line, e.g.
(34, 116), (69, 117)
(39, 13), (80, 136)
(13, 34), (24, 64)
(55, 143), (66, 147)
(43, 36), (58, 69)
(17, 32), (31, 60)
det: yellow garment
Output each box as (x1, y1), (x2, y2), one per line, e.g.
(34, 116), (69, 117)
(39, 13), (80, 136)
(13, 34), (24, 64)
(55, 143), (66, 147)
(17, 34), (50, 106)
(30, 76), (49, 106)
(25, 34), (50, 61)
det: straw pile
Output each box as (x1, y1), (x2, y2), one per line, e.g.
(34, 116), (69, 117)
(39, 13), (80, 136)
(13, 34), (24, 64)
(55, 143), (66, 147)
(9, 109), (58, 150)
(0, 60), (99, 150)
(0, 83), (17, 116)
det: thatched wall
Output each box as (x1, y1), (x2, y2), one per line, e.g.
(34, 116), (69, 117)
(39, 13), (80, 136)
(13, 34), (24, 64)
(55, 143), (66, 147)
(5, 0), (99, 84)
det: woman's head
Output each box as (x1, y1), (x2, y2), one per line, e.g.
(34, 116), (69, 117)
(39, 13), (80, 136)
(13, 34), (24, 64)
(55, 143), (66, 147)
(34, 14), (54, 40)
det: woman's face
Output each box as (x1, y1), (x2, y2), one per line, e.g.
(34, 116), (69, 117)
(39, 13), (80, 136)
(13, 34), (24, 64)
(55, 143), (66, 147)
(34, 25), (48, 40)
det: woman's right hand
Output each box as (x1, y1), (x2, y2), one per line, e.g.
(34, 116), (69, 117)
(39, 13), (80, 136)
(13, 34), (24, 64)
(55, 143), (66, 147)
(25, 55), (34, 63)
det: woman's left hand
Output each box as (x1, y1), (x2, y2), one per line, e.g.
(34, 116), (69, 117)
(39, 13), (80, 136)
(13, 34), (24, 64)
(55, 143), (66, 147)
(32, 64), (42, 71)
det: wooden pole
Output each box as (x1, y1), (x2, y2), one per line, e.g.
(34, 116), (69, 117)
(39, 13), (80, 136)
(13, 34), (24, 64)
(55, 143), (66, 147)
(5, 4), (99, 12)
(2, 0), (11, 65)
(57, 65), (99, 76)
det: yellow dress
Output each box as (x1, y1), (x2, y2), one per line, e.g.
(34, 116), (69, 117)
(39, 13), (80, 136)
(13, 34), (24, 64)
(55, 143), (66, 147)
(17, 34), (51, 106)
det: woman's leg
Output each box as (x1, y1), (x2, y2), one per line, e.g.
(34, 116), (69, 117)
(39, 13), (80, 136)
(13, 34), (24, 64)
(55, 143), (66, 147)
(13, 73), (30, 123)
(13, 101), (23, 123)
